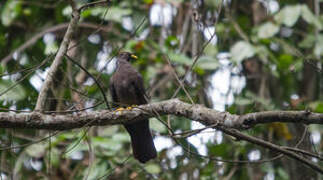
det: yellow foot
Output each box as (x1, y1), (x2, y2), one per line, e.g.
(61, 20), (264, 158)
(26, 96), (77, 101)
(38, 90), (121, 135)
(126, 105), (138, 110)
(114, 107), (126, 115)
(115, 107), (125, 112)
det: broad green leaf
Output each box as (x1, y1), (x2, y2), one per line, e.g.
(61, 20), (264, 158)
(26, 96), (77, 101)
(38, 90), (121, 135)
(84, 160), (108, 180)
(278, 54), (293, 70)
(235, 97), (253, 106)
(144, 163), (161, 174)
(150, 118), (166, 133)
(112, 133), (130, 143)
(168, 52), (192, 65)
(91, 7), (132, 23)
(278, 167), (289, 180)
(0, 80), (26, 101)
(62, 6), (72, 17)
(258, 22), (280, 39)
(26, 143), (46, 158)
(299, 34), (316, 48)
(230, 41), (255, 63)
(44, 42), (58, 55)
(208, 143), (228, 157)
(204, 44), (218, 57)
(309, 101), (323, 113)
(92, 137), (122, 151)
(98, 126), (119, 136)
(195, 56), (219, 70)
(274, 5), (301, 27)
(105, 7), (132, 23)
(301, 5), (323, 30)
(1, 0), (22, 26)
(314, 35), (323, 57)
(205, 0), (223, 8)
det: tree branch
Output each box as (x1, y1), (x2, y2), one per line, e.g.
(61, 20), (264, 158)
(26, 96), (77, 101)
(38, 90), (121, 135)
(1, 22), (113, 65)
(35, 2), (80, 111)
(0, 99), (321, 130)
(1, 99), (322, 172)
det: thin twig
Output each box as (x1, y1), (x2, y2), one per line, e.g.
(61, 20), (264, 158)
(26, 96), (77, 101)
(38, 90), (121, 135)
(78, 0), (110, 12)
(64, 54), (110, 109)
(217, 127), (323, 173)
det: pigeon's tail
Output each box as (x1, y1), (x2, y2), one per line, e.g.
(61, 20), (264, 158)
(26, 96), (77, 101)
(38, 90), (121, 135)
(124, 119), (157, 163)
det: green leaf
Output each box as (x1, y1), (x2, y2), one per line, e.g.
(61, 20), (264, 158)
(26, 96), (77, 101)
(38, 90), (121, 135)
(1, 0), (22, 26)
(26, 143), (46, 158)
(112, 133), (130, 143)
(92, 137), (122, 151)
(144, 163), (161, 174)
(62, 6), (72, 17)
(235, 97), (253, 106)
(195, 56), (219, 70)
(299, 34), (316, 48)
(204, 44), (218, 57)
(230, 41), (255, 63)
(314, 35), (323, 57)
(168, 52), (192, 65)
(0, 80), (26, 101)
(309, 101), (323, 113)
(301, 5), (323, 30)
(44, 42), (58, 55)
(150, 118), (167, 133)
(208, 143), (228, 157)
(91, 7), (132, 23)
(98, 126), (119, 137)
(257, 22), (280, 39)
(278, 54), (293, 70)
(277, 167), (289, 180)
(274, 5), (301, 27)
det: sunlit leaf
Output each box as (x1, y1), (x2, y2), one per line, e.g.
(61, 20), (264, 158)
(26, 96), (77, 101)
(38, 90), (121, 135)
(230, 41), (255, 63)
(195, 56), (219, 70)
(112, 133), (130, 143)
(92, 137), (122, 151)
(299, 34), (316, 48)
(274, 5), (301, 27)
(144, 163), (161, 174)
(150, 118), (167, 133)
(301, 5), (323, 30)
(91, 7), (132, 23)
(203, 44), (218, 57)
(314, 35), (323, 57)
(26, 143), (46, 158)
(168, 52), (192, 65)
(44, 42), (58, 55)
(1, 0), (22, 26)
(309, 101), (323, 113)
(235, 97), (253, 106)
(0, 80), (26, 101)
(258, 22), (280, 39)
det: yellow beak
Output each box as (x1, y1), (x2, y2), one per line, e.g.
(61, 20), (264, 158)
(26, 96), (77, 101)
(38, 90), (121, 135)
(131, 54), (138, 59)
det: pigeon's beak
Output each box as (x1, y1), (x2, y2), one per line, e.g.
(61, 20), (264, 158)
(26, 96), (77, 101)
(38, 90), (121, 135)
(131, 54), (138, 60)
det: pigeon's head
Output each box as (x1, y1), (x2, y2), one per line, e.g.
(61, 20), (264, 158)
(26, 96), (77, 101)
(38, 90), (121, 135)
(118, 52), (138, 62)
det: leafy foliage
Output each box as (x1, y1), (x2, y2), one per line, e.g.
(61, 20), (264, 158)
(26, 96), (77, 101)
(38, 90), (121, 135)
(0, 0), (322, 179)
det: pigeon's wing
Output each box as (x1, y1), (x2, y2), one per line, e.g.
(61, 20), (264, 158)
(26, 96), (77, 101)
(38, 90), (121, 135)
(109, 77), (119, 107)
(131, 73), (148, 105)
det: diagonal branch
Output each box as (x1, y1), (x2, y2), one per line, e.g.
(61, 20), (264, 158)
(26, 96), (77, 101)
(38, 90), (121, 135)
(216, 127), (323, 174)
(34, 2), (80, 111)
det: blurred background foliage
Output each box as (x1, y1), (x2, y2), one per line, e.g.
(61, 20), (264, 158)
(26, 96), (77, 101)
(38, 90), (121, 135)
(0, 0), (322, 179)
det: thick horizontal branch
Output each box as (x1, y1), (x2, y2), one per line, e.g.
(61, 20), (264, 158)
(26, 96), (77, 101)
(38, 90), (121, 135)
(0, 99), (321, 130)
